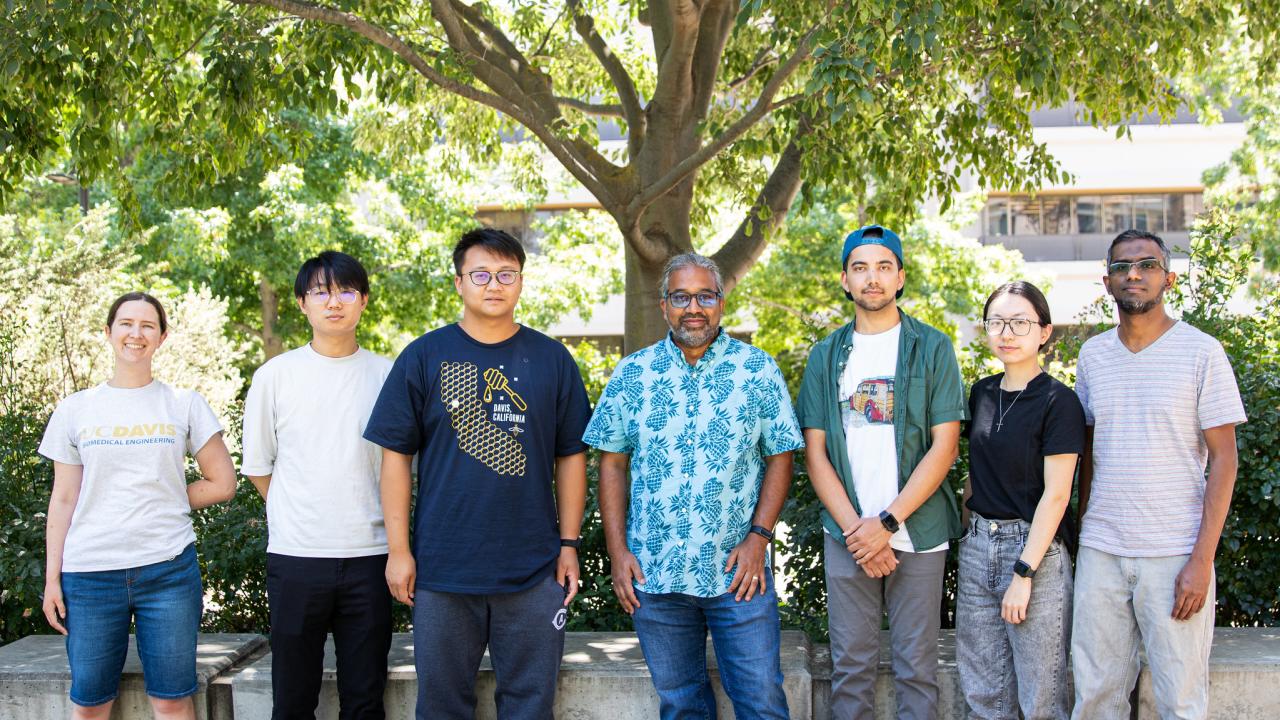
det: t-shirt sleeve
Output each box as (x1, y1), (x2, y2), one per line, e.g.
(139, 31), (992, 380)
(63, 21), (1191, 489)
(555, 348), (591, 457)
(1075, 352), (1094, 425)
(795, 344), (827, 430)
(759, 357), (805, 456)
(963, 383), (978, 440)
(363, 345), (427, 455)
(186, 392), (224, 455)
(38, 398), (81, 466)
(927, 338), (968, 425)
(582, 364), (632, 454)
(1197, 342), (1247, 429)
(240, 368), (276, 475)
(1042, 384), (1086, 456)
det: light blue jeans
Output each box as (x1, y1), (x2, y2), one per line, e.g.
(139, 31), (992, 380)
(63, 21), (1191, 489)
(630, 571), (788, 720)
(1070, 546), (1214, 720)
(956, 514), (1072, 720)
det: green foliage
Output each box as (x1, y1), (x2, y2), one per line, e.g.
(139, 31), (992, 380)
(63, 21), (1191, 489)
(1169, 209), (1280, 625)
(0, 326), (53, 644)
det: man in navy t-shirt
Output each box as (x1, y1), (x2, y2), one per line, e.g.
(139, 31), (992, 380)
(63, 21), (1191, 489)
(364, 228), (591, 720)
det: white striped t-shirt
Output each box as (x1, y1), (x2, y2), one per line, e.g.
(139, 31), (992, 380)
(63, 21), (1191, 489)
(1076, 321), (1246, 557)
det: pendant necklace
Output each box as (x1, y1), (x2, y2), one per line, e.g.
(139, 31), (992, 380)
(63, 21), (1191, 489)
(995, 378), (1027, 432)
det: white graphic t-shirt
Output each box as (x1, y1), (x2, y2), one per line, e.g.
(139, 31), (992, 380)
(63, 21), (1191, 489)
(839, 324), (946, 553)
(39, 381), (223, 572)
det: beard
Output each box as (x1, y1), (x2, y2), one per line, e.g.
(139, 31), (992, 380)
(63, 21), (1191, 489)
(852, 291), (894, 313)
(670, 317), (718, 348)
(1112, 286), (1164, 316)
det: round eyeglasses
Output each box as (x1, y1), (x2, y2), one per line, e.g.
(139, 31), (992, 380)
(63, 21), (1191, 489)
(464, 270), (521, 286)
(306, 288), (360, 304)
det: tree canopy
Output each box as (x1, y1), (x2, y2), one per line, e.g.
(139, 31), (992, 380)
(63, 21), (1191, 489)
(4, 0), (1278, 348)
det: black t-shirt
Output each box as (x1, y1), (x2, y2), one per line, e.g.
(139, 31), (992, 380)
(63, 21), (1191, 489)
(965, 371), (1086, 544)
(363, 324), (591, 594)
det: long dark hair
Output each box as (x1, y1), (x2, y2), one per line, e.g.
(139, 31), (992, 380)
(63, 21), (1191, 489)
(105, 292), (168, 334)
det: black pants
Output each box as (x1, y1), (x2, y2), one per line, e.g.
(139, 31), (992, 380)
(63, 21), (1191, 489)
(267, 553), (393, 720)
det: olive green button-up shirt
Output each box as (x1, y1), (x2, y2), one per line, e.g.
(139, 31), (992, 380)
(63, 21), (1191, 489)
(796, 310), (967, 550)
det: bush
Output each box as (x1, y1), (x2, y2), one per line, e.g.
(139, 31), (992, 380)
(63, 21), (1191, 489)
(0, 328), (54, 644)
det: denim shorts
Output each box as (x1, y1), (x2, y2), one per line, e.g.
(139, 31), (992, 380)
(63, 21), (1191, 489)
(61, 543), (203, 706)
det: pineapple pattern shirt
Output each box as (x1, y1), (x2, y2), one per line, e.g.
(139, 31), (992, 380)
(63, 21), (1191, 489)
(583, 330), (804, 597)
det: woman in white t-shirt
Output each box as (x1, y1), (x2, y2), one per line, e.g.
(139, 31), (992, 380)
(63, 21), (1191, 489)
(38, 292), (237, 720)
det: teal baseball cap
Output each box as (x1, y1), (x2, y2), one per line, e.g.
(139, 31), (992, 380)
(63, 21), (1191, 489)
(841, 225), (904, 299)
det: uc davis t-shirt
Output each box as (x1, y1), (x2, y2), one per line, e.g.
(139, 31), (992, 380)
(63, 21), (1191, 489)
(363, 324), (591, 594)
(38, 381), (223, 572)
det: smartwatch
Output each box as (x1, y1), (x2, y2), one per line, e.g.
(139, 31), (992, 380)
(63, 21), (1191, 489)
(560, 538), (581, 550)
(748, 525), (774, 542)
(1013, 559), (1036, 579)
(878, 510), (900, 534)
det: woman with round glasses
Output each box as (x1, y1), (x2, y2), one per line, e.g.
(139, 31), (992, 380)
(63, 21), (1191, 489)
(39, 292), (237, 720)
(955, 281), (1086, 719)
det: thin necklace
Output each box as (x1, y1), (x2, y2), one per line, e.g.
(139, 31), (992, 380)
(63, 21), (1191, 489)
(995, 378), (1027, 432)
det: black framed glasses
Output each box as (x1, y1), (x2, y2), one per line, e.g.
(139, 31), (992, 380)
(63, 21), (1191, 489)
(664, 291), (722, 309)
(306, 288), (360, 304)
(983, 318), (1041, 336)
(1107, 258), (1166, 276)
(464, 270), (521, 286)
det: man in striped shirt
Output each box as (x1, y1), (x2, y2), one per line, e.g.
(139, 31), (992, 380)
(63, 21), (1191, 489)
(1070, 229), (1247, 720)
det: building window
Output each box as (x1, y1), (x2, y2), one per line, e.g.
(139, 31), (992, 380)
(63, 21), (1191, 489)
(982, 192), (1202, 237)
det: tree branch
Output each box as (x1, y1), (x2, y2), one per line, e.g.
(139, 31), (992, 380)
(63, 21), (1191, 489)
(713, 122), (810, 291)
(627, 24), (819, 219)
(228, 0), (621, 206)
(725, 47), (777, 93)
(569, 0), (645, 158)
(556, 96), (625, 117)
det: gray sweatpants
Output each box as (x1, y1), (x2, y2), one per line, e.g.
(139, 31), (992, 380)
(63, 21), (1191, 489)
(824, 532), (946, 720)
(411, 573), (568, 720)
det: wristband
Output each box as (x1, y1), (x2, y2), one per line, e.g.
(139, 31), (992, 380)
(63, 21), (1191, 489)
(560, 538), (581, 550)
(748, 525), (774, 542)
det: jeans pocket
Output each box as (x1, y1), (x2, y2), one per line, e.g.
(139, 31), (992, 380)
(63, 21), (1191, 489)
(1043, 540), (1062, 558)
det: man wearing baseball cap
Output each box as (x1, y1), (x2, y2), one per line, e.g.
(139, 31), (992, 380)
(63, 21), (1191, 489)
(796, 225), (966, 719)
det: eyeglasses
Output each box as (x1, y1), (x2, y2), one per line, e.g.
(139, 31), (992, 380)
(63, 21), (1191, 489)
(664, 291), (722, 309)
(464, 270), (521, 286)
(306, 288), (360, 304)
(1107, 258), (1166, 276)
(983, 318), (1041, 336)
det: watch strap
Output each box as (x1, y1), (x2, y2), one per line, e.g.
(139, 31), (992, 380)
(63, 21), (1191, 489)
(748, 525), (774, 542)
(560, 538), (581, 549)
(1014, 559), (1036, 579)
(878, 510), (900, 534)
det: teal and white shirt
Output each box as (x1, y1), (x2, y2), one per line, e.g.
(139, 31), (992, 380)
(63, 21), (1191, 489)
(584, 331), (804, 597)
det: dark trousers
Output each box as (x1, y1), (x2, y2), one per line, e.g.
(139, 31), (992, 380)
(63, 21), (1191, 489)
(411, 573), (568, 720)
(266, 553), (393, 720)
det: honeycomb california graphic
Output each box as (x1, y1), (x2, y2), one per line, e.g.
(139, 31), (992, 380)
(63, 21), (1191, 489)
(440, 361), (528, 476)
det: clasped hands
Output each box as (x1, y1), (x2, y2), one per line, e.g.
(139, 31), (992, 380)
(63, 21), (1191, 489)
(843, 516), (898, 578)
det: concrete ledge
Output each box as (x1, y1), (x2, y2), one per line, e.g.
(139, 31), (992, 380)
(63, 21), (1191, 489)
(1137, 628), (1280, 719)
(4, 628), (1277, 718)
(0, 633), (266, 720)
(231, 631), (813, 719)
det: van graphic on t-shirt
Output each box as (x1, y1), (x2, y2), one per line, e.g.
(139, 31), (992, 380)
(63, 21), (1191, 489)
(849, 377), (894, 426)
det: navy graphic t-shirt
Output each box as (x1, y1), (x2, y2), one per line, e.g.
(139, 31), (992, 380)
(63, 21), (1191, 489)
(364, 324), (591, 594)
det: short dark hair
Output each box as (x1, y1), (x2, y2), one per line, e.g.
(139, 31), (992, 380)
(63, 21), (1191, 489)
(983, 280), (1053, 350)
(453, 227), (526, 275)
(1107, 229), (1171, 267)
(293, 251), (371, 300)
(106, 292), (168, 334)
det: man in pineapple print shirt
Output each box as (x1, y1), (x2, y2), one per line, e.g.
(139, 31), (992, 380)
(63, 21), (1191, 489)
(584, 253), (804, 719)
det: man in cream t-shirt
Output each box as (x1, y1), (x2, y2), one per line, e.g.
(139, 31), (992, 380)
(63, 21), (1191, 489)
(242, 251), (393, 719)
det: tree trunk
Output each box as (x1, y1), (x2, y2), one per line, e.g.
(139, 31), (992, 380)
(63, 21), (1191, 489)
(258, 279), (286, 360)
